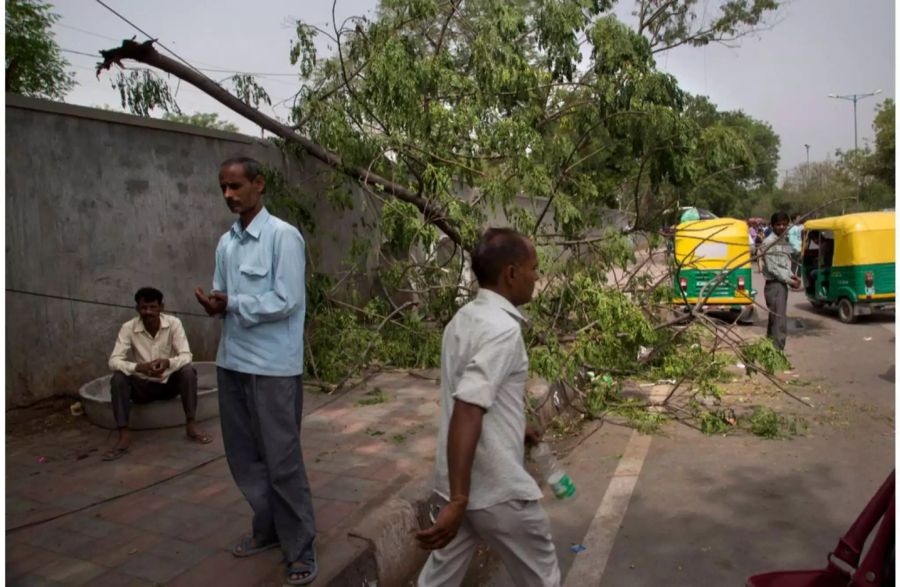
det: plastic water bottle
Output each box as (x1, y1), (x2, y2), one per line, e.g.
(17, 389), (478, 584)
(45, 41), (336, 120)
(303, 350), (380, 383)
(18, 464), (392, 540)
(532, 442), (576, 499)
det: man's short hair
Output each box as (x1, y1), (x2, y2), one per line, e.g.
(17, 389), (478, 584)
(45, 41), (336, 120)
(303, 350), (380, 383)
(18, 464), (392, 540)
(471, 228), (532, 287)
(771, 211), (790, 225)
(134, 287), (164, 305)
(220, 156), (264, 183)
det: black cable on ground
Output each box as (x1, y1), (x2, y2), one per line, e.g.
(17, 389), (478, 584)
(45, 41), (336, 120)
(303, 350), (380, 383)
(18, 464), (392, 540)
(5, 453), (227, 534)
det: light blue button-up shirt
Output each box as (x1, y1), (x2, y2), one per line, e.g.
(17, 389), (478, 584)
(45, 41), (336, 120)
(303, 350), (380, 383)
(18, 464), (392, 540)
(212, 207), (306, 376)
(787, 224), (803, 254)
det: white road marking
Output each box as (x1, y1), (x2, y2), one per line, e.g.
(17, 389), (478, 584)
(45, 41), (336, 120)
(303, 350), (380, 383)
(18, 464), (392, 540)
(562, 431), (653, 587)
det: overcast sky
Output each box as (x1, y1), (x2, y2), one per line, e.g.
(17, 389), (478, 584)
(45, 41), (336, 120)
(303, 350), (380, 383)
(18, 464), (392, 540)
(53, 0), (895, 179)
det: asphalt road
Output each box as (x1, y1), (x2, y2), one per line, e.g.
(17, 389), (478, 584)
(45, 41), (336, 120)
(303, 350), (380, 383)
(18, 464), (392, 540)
(480, 269), (895, 586)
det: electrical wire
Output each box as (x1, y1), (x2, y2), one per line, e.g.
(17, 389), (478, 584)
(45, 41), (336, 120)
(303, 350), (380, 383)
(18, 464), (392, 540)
(5, 453), (226, 533)
(61, 48), (101, 58)
(6, 288), (211, 318)
(62, 43), (298, 83)
(92, 0), (206, 78)
(57, 22), (119, 42)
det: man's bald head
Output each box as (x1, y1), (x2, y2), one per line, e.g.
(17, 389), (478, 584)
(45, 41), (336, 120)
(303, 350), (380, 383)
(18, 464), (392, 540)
(471, 228), (533, 287)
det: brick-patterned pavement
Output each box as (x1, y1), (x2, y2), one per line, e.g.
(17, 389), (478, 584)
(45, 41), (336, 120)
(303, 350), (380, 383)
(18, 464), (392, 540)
(6, 370), (440, 586)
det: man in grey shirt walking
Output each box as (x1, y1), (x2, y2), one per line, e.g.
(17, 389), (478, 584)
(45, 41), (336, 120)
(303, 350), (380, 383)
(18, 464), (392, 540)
(761, 211), (801, 351)
(416, 228), (560, 587)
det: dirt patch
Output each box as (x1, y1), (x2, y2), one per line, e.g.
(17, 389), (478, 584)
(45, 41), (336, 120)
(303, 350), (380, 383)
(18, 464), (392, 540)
(6, 396), (91, 438)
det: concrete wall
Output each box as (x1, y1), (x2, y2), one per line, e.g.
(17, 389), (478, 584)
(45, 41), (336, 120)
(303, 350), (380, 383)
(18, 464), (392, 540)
(6, 95), (372, 406)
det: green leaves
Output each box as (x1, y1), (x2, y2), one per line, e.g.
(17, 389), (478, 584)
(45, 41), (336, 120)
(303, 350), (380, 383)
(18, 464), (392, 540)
(289, 21), (318, 78)
(869, 98), (894, 189)
(381, 198), (438, 254)
(639, 0), (780, 53)
(230, 74), (272, 109)
(5, 0), (74, 99)
(111, 70), (180, 117)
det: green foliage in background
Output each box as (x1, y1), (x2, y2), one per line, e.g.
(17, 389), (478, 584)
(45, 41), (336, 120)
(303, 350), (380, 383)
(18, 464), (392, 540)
(162, 111), (240, 133)
(6, 0), (74, 99)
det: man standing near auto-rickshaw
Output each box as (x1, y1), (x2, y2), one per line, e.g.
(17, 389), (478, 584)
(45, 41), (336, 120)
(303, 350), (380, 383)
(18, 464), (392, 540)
(787, 213), (804, 275)
(761, 212), (801, 350)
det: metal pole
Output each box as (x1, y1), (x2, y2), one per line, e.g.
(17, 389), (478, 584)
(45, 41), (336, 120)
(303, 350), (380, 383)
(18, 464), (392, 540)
(804, 144), (810, 189)
(827, 90), (881, 153)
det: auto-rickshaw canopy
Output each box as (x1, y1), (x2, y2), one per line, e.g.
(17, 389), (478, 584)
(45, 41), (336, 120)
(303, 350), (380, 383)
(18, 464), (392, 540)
(803, 211), (895, 267)
(674, 217), (751, 270)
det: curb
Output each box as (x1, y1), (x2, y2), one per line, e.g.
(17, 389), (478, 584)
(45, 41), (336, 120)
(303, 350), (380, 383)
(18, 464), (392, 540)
(318, 478), (437, 586)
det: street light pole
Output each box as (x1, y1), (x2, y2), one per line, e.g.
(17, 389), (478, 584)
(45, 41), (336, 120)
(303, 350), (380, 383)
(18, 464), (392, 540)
(804, 143), (810, 188)
(828, 89), (882, 151)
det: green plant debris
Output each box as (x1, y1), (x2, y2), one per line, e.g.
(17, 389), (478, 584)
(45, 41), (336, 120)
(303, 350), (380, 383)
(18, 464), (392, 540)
(740, 338), (792, 374)
(744, 406), (808, 439)
(305, 283), (443, 383)
(365, 428), (385, 437)
(698, 409), (735, 436)
(355, 387), (389, 407)
(391, 433), (406, 444)
(548, 413), (584, 438)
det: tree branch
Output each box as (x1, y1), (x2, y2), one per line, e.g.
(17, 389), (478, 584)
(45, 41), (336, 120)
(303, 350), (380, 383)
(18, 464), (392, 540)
(96, 39), (465, 249)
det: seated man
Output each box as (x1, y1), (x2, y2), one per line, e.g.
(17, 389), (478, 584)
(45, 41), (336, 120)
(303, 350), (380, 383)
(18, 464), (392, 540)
(104, 287), (211, 460)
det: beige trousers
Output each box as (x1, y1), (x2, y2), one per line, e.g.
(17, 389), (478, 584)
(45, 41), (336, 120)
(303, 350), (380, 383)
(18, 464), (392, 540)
(417, 498), (561, 587)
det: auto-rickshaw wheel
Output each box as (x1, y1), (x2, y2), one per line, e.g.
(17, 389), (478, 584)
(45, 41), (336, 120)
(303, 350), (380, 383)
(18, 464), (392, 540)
(837, 298), (856, 324)
(736, 305), (755, 325)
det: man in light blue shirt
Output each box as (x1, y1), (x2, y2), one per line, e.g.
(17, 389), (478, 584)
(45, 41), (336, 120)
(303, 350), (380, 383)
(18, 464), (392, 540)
(195, 156), (316, 585)
(787, 214), (803, 275)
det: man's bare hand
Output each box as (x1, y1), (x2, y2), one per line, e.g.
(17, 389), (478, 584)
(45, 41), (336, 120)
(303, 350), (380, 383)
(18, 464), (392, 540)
(149, 358), (170, 375)
(135, 362), (153, 376)
(195, 287), (226, 316)
(415, 498), (467, 551)
(210, 291), (229, 310)
(524, 425), (543, 447)
(790, 276), (802, 290)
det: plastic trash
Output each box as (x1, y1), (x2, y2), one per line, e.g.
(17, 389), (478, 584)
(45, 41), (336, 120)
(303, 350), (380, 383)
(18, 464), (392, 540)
(532, 442), (576, 499)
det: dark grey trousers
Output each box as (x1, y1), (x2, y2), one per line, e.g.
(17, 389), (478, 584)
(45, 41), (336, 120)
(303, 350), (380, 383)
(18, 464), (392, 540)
(217, 368), (316, 565)
(764, 280), (788, 351)
(110, 366), (198, 428)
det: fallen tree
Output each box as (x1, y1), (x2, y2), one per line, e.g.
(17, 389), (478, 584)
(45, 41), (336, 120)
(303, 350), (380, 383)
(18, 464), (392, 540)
(92, 0), (805, 436)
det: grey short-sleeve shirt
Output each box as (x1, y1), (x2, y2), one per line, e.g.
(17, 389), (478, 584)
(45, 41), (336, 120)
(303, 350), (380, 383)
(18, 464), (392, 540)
(431, 289), (543, 510)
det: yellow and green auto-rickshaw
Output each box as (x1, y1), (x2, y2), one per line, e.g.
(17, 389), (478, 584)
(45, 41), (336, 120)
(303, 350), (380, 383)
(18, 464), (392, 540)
(671, 217), (756, 324)
(801, 211), (895, 323)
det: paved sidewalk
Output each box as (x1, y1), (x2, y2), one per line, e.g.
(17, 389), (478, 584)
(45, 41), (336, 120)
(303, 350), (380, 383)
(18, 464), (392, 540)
(6, 370), (441, 586)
